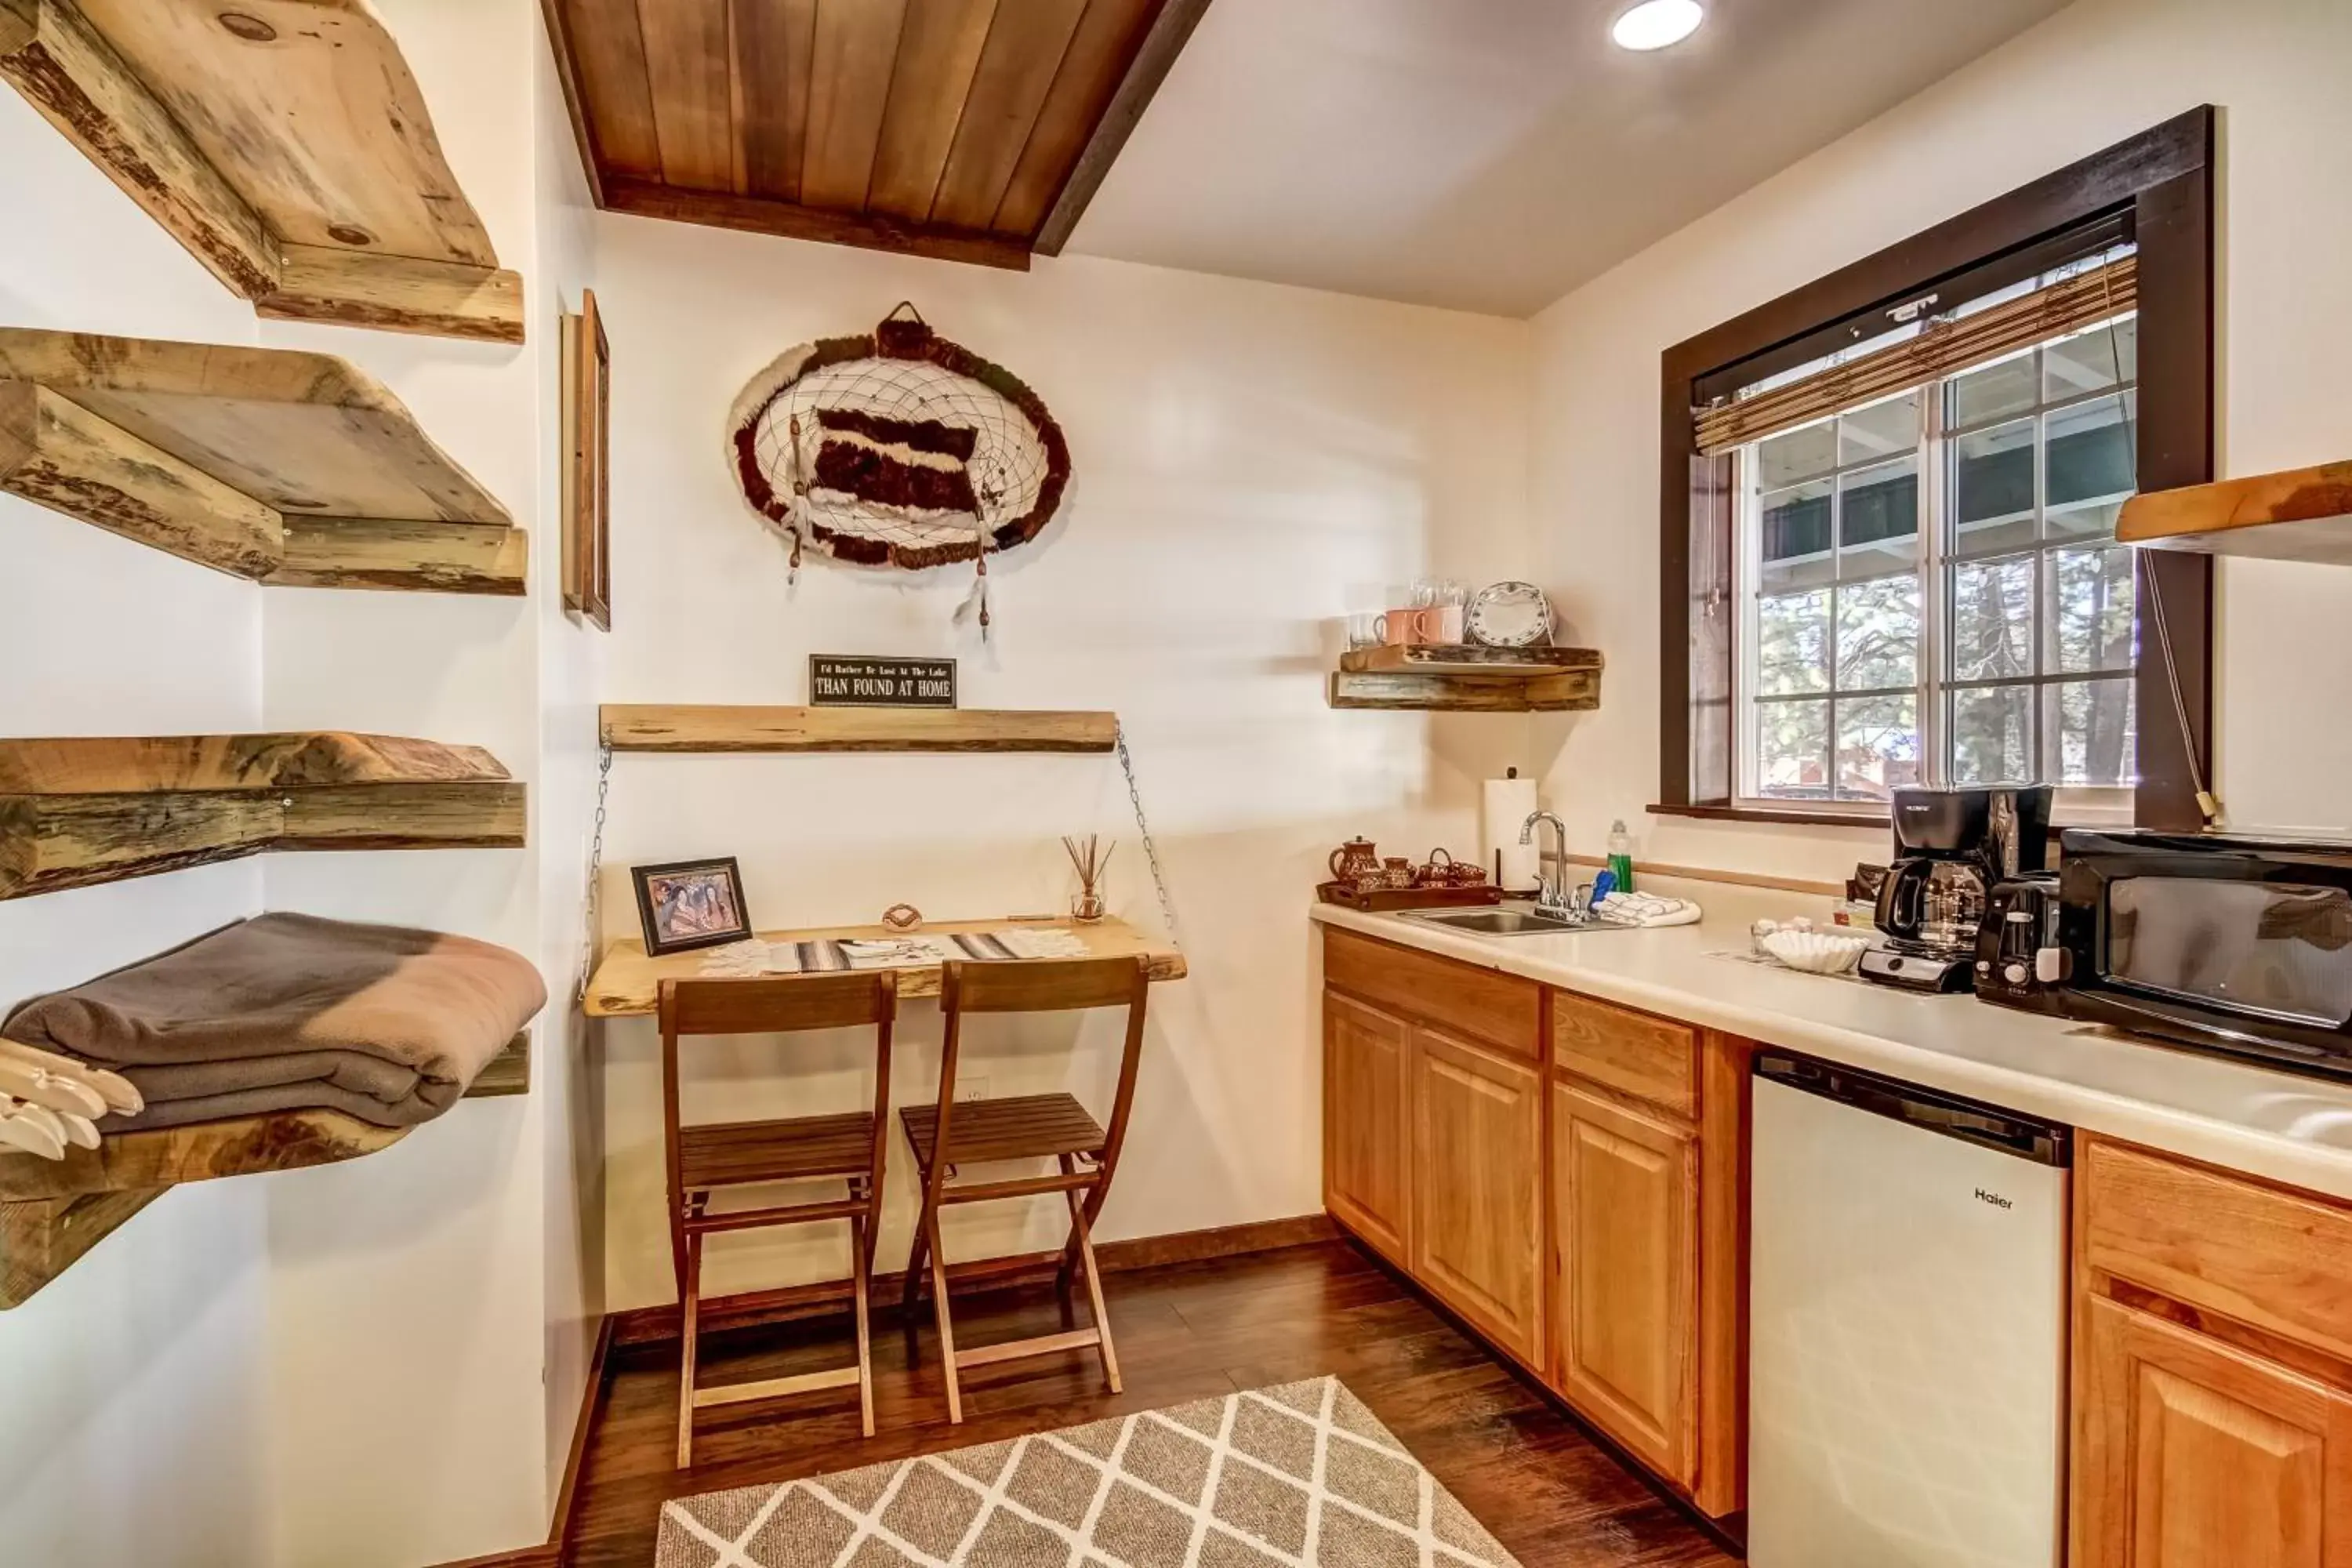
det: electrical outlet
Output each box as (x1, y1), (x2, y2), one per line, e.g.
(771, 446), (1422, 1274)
(956, 1075), (989, 1102)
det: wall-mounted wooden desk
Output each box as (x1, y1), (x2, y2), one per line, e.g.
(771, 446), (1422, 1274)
(583, 916), (1185, 1018)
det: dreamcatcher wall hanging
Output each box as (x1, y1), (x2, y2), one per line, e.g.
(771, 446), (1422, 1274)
(727, 303), (1071, 635)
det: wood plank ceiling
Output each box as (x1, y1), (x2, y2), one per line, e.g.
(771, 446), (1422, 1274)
(542, 0), (1211, 269)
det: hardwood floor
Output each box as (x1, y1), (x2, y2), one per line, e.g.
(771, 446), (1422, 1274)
(568, 1237), (1737, 1566)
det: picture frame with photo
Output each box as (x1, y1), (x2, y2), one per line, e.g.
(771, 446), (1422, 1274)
(630, 857), (751, 956)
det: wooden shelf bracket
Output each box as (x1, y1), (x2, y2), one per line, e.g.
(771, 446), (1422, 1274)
(0, 732), (527, 900)
(0, 0), (524, 343)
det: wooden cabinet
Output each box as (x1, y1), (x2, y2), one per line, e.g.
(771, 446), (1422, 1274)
(2075, 1297), (2352, 1568)
(1319, 924), (1747, 1519)
(1323, 990), (1411, 1261)
(2073, 1134), (2352, 1566)
(1412, 1027), (1544, 1363)
(1551, 1080), (1699, 1486)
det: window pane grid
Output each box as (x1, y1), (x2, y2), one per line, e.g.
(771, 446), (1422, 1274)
(1746, 390), (1923, 805)
(1736, 307), (2138, 808)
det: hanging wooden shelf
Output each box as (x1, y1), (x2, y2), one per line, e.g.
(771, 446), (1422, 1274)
(0, 1034), (528, 1308)
(599, 705), (1121, 755)
(0, 328), (525, 593)
(1330, 648), (1603, 713)
(2118, 459), (2352, 566)
(0, 0), (524, 343)
(0, 732), (526, 900)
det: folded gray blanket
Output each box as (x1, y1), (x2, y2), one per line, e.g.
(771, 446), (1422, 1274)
(2, 913), (546, 1131)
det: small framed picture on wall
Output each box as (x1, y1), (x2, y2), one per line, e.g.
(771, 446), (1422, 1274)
(561, 289), (612, 630)
(631, 857), (753, 956)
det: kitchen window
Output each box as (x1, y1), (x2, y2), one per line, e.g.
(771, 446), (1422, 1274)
(1657, 109), (2214, 832)
(1730, 273), (2140, 817)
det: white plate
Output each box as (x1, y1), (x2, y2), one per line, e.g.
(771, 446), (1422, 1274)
(1466, 581), (1554, 647)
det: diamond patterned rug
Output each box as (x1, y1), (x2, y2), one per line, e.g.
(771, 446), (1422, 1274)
(654, 1375), (1524, 1567)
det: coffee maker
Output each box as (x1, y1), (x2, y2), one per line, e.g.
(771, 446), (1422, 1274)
(1859, 784), (2053, 993)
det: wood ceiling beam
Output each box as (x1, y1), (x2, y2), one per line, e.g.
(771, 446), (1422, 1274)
(1032, 0), (1213, 256)
(601, 175), (1030, 270)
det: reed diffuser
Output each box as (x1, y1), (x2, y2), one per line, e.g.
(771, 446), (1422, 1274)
(1062, 834), (1113, 924)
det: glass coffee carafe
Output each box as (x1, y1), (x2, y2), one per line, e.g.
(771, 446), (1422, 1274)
(1902, 860), (1992, 954)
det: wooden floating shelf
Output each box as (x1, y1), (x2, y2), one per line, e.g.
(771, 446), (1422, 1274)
(0, 1035), (528, 1308)
(1338, 644), (1602, 678)
(0, 732), (526, 900)
(0, 0), (524, 343)
(1330, 648), (1603, 713)
(0, 328), (524, 594)
(2118, 458), (2352, 566)
(600, 705), (1121, 755)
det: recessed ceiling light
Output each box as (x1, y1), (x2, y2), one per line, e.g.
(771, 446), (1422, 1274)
(1611, 0), (1704, 51)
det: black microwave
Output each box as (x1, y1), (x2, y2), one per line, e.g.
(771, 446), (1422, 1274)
(2049, 829), (2352, 1080)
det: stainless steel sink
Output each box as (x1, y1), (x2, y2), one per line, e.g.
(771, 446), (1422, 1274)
(1404, 904), (1607, 937)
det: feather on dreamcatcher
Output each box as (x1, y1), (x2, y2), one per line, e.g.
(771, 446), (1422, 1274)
(727, 303), (1071, 633)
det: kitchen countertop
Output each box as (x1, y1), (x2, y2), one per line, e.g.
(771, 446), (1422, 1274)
(1313, 888), (2352, 1202)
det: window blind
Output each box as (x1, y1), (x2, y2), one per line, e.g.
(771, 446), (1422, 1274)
(1693, 255), (2137, 456)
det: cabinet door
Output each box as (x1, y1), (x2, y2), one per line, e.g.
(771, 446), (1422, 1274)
(1323, 990), (1410, 1260)
(1410, 1027), (1544, 1363)
(1552, 1079), (1699, 1487)
(2075, 1297), (2352, 1568)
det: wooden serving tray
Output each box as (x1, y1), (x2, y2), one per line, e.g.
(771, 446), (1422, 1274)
(1317, 880), (1504, 912)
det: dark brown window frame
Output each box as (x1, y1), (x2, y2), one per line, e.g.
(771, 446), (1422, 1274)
(1657, 107), (2216, 832)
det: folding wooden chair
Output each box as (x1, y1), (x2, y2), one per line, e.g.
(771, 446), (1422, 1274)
(900, 954), (1150, 1424)
(660, 971), (897, 1465)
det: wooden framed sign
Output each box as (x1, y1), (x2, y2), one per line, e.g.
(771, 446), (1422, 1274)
(561, 289), (612, 630)
(809, 655), (958, 709)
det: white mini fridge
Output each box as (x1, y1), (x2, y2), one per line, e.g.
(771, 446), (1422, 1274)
(1748, 1051), (2071, 1568)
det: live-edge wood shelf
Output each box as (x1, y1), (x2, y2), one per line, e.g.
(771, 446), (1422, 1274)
(600, 705), (1120, 754)
(0, 1034), (529, 1308)
(0, 0), (524, 343)
(0, 328), (525, 594)
(1330, 646), (1604, 713)
(2118, 458), (2352, 566)
(0, 732), (526, 900)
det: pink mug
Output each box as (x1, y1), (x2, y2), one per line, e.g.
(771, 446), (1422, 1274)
(1375, 608), (1443, 646)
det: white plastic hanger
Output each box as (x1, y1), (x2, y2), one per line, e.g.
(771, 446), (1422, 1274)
(0, 1036), (141, 1116)
(0, 1057), (110, 1120)
(0, 1102), (67, 1161)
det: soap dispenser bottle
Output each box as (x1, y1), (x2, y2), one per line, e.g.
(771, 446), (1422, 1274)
(1607, 819), (1635, 894)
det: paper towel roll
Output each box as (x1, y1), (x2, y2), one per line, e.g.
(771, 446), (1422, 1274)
(1483, 775), (1541, 891)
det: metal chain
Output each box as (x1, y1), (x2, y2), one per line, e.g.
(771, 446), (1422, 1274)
(1116, 722), (1181, 946)
(575, 739), (613, 1004)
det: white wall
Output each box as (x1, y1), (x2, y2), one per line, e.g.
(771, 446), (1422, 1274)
(250, 2), (605, 1559)
(0, 2), (604, 1563)
(1527, 0), (2352, 885)
(530, 0), (612, 1515)
(0, 51), (277, 1568)
(590, 220), (1535, 1306)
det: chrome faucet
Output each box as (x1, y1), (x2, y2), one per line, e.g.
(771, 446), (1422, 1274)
(1519, 810), (1572, 916)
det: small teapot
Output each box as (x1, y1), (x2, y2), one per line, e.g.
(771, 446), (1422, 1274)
(1328, 837), (1380, 885)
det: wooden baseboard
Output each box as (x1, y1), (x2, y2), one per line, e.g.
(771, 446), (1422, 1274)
(433, 1550), (560, 1568)
(612, 1212), (1340, 1348)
